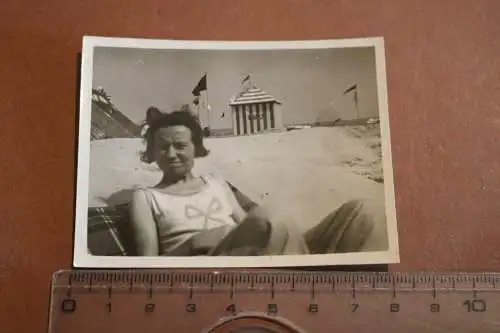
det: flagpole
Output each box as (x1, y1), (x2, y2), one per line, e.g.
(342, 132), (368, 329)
(205, 72), (211, 129)
(354, 90), (359, 119)
(342, 84), (359, 120)
(197, 102), (200, 123)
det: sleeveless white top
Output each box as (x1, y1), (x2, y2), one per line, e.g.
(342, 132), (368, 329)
(142, 174), (237, 254)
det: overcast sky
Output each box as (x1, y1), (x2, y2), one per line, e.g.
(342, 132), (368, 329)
(91, 45), (381, 129)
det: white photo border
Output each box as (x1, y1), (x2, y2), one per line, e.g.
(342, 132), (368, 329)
(73, 36), (400, 268)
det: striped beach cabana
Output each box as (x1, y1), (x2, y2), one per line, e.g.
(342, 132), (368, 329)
(229, 85), (283, 136)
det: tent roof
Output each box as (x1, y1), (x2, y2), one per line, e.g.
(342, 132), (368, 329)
(229, 85), (281, 106)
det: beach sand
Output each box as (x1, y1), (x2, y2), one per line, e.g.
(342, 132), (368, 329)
(87, 125), (386, 232)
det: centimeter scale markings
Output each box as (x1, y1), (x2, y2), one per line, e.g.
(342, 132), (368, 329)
(49, 270), (500, 333)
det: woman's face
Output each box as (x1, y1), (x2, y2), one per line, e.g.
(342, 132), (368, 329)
(153, 125), (196, 178)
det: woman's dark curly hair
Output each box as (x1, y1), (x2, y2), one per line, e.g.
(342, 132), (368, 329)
(141, 107), (210, 163)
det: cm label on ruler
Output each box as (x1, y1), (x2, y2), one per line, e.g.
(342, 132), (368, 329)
(54, 271), (495, 317)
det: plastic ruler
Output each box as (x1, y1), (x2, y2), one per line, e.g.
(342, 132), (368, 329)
(48, 270), (500, 332)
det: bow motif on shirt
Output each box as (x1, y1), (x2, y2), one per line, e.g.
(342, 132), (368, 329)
(184, 197), (227, 228)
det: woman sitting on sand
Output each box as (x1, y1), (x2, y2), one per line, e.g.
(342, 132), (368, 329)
(129, 109), (388, 256)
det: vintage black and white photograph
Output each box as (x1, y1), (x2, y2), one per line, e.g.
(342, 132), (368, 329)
(73, 36), (399, 268)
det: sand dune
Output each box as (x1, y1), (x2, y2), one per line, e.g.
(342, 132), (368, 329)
(88, 126), (386, 231)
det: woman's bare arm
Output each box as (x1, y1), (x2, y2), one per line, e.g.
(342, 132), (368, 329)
(129, 189), (159, 256)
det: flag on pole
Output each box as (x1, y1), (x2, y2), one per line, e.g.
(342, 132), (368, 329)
(343, 84), (357, 95)
(239, 74), (252, 96)
(192, 73), (211, 128)
(343, 84), (359, 118)
(242, 74), (251, 84)
(192, 73), (207, 96)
